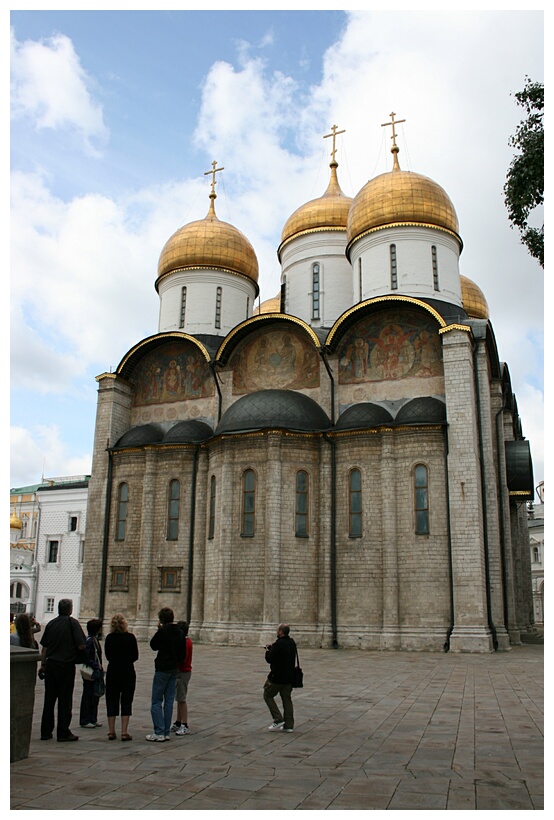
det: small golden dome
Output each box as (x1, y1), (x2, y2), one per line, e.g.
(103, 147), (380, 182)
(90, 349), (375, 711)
(279, 163), (352, 254)
(257, 294), (281, 314)
(156, 190), (258, 287)
(10, 512), (23, 530)
(460, 275), (489, 319)
(347, 168), (460, 252)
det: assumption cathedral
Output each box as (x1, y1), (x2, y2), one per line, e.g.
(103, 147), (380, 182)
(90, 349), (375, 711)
(80, 118), (535, 653)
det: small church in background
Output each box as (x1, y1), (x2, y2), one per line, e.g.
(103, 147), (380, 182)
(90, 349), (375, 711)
(80, 117), (535, 652)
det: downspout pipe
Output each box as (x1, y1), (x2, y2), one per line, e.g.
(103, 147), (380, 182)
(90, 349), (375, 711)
(443, 425), (455, 651)
(473, 334), (498, 650)
(186, 444), (200, 624)
(210, 362), (223, 423)
(98, 449), (113, 622)
(319, 347), (335, 425)
(495, 396), (510, 633)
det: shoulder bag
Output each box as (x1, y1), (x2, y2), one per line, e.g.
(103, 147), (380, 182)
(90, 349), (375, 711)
(293, 647), (303, 688)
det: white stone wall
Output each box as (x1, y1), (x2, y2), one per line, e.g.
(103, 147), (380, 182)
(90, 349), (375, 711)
(349, 226), (462, 306)
(158, 268), (257, 336)
(280, 231), (353, 327)
(35, 485), (88, 624)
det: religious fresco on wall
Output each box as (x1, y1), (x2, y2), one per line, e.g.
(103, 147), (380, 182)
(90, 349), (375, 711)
(131, 342), (214, 405)
(231, 326), (320, 393)
(338, 309), (442, 384)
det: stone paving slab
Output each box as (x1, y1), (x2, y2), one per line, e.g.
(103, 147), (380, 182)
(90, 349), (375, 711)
(10, 642), (544, 811)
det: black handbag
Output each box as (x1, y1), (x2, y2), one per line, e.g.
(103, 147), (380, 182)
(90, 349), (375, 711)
(293, 647), (303, 688)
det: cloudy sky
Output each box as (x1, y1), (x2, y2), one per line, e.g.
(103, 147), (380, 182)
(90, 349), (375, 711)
(9, 7), (544, 490)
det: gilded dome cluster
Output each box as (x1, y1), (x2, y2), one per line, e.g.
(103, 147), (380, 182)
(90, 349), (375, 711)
(156, 197), (258, 288)
(460, 275), (489, 319)
(346, 169), (460, 253)
(279, 163), (352, 254)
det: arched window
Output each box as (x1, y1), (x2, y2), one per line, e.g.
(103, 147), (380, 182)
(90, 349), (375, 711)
(414, 464), (429, 534)
(349, 468), (362, 537)
(208, 475), (216, 539)
(431, 246), (439, 291)
(295, 471), (309, 537)
(179, 286), (187, 328)
(241, 469), (256, 536)
(312, 263), (320, 319)
(390, 244), (398, 289)
(167, 479), (180, 540)
(116, 482), (128, 541)
(215, 286), (222, 329)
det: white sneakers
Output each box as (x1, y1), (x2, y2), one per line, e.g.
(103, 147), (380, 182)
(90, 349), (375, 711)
(176, 725), (190, 735)
(145, 734), (166, 742)
(268, 722), (285, 731)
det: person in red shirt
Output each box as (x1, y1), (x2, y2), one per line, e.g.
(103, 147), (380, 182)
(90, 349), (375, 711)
(171, 620), (193, 735)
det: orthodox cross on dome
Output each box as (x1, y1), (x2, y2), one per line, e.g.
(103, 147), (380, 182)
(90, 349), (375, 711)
(324, 124), (345, 165)
(204, 160), (224, 215)
(381, 112), (406, 170)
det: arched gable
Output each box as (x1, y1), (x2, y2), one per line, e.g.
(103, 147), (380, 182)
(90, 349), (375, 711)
(216, 315), (321, 394)
(116, 333), (214, 406)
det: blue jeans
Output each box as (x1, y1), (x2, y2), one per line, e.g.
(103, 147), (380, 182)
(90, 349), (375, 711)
(150, 669), (177, 736)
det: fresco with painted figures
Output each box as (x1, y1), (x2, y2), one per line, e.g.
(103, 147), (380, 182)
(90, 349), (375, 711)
(338, 309), (442, 384)
(131, 342), (214, 405)
(231, 327), (320, 393)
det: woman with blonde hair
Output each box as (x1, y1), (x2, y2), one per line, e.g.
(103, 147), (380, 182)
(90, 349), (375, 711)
(104, 613), (139, 741)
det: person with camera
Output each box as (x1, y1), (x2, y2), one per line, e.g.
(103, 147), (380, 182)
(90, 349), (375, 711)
(263, 623), (296, 733)
(146, 607), (187, 742)
(38, 599), (86, 742)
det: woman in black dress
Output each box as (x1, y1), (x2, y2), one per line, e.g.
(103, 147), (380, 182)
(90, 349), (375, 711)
(105, 613), (139, 741)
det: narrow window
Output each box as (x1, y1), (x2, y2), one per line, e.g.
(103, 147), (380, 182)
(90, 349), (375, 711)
(116, 483), (128, 541)
(208, 475), (216, 539)
(241, 469), (256, 536)
(312, 263), (320, 319)
(179, 286), (187, 328)
(78, 540), (85, 564)
(167, 479), (180, 540)
(415, 464), (429, 534)
(48, 540), (59, 563)
(280, 279), (286, 312)
(295, 470), (309, 537)
(431, 246), (439, 291)
(246, 296), (250, 319)
(533, 546), (540, 563)
(45, 597), (55, 613)
(349, 469), (362, 537)
(390, 244), (398, 290)
(69, 516), (78, 532)
(215, 286), (222, 329)
(110, 566), (130, 592)
(358, 258), (363, 301)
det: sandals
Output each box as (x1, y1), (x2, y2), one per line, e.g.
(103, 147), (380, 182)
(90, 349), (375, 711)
(108, 733), (117, 740)
(121, 733), (132, 741)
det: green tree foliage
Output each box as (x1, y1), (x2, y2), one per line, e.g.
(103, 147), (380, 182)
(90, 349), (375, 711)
(503, 77), (544, 267)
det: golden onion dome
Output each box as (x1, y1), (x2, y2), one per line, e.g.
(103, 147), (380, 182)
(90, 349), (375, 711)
(156, 178), (258, 288)
(460, 275), (489, 319)
(347, 168), (460, 253)
(10, 512), (23, 530)
(257, 294), (281, 314)
(278, 162), (352, 256)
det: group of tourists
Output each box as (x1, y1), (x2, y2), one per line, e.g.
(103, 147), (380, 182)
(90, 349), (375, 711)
(11, 600), (297, 742)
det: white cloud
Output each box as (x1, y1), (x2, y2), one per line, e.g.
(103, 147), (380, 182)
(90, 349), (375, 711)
(10, 28), (108, 156)
(10, 425), (92, 489)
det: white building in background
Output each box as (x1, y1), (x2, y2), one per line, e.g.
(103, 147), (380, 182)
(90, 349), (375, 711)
(10, 484), (40, 616)
(10, 477), (89, 623)
(528, 481), (544, 627)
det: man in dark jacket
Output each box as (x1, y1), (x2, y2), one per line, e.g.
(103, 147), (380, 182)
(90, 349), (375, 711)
(146, 607), (187, 741)
(263, 623), (296, 732)
(38, 598), (87, 741)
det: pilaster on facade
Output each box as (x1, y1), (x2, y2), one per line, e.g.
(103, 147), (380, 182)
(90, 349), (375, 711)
(380, 431), (400, 649)
(441, 328), (492, 651)
(263, 434), (282, 627)
(190, 447), (209, 637)
(133, 449), (157, 641)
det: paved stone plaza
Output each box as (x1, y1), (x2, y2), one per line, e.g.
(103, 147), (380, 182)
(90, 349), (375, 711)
(11, 642), (543, 811)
